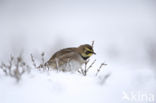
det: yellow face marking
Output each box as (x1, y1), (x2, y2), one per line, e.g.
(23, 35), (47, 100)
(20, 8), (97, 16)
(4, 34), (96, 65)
(85, 47), (93, 52)
(81, 52), (93, 58)
(83, 47), (94, 57)
(87, 53), (93, 56)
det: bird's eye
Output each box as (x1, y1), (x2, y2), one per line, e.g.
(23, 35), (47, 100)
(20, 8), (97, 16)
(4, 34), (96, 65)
(86, 51), (91, 55)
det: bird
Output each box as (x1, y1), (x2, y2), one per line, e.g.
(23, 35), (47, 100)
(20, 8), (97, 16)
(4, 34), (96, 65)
(46, 44), (96, 72)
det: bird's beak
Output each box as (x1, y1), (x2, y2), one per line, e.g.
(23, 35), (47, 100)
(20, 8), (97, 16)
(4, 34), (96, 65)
(93, 51), (96, 55)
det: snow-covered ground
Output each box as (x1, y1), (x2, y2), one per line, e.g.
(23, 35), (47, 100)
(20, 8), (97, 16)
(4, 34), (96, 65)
(0, 0), (156, 103)
(0, 65), (155, 103)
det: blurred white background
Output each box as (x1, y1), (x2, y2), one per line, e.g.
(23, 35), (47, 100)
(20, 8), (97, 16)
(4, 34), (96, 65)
(0, 0), (156, 69)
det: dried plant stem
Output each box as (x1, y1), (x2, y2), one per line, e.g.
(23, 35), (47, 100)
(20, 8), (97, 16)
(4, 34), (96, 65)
(41, 52), (45, 65)
(92, 41), (95, 47)
(31, 52), (49, 71)
(0, 62), (8, 75)
(0, 55), (30, 83)
(96, 63), (107, 76)
(86, 59), (96, 71)
(80, 59), (96, 76)
(41, 52), (46, 70)
(30, 54), (37, 68)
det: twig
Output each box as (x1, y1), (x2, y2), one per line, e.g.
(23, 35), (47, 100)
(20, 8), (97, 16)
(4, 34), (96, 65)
(0, 55), (31, 83)
(80, 59), (96, 76)
(87, 59), (96, 71)
(96, 63), (107, 76)
(30, 54), (37, 68)
(41, 52), (45, 65)
(0, 62), (8, 75)
(91, 41), (95, 47)
(31, 52), (49, 71)
(82, 59), (90, 76)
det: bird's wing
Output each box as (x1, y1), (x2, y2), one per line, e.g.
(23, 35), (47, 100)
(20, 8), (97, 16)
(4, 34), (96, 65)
(51, 48), (77, 59)
(47, 48), (78, 67)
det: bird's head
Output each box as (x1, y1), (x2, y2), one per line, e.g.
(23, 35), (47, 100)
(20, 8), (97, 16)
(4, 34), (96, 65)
(78, 44), (96, 60)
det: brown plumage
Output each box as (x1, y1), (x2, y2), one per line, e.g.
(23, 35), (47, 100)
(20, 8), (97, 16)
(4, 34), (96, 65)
(47, 44), (95, 72)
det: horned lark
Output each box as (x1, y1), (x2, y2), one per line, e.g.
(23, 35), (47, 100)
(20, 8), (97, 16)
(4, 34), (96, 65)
(47, 44), (96, 72)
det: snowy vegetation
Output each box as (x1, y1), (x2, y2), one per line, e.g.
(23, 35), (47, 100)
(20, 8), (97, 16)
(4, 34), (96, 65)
(0, 52), (155, 103)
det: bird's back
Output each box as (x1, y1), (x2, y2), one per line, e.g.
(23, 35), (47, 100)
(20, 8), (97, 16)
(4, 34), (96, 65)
(47, 47), (83, 71)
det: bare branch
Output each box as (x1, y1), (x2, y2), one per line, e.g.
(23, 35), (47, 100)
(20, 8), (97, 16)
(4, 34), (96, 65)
(41, 52), (45, 70)
(87, 59), (96, 71)
(0, 55), (31, 83)
(91, 41), (95, 47)
(96, 62), (107, 76)
(80, 59), (96, 76)
(30, 54), (37, 68)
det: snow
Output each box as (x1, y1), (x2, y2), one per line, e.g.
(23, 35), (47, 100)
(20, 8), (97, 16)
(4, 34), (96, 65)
(0, 0), (156, 103)
(0, 65), (155, 103)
